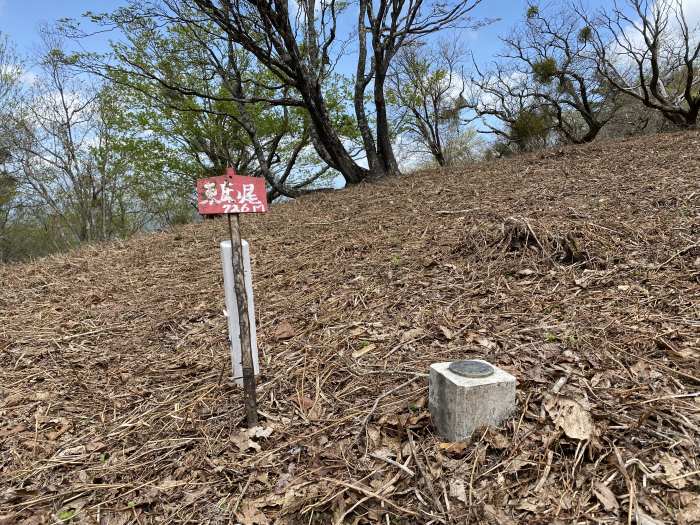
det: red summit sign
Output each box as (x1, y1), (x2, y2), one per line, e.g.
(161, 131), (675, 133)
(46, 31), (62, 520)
(197, 168), (268, 215)
(195, 167), (268, 427)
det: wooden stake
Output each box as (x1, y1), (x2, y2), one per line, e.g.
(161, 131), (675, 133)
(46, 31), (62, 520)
(227, 213), (258, 427)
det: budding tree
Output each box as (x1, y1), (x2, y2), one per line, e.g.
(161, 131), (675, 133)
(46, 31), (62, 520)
(499, 3), (620, 143)
(354, 0), (485, 175)
(10, 32), (138, 245)
(389, 41), (479, 166)
(72, 0), (487, 184)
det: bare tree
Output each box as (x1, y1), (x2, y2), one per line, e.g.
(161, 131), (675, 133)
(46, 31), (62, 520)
(389, 41), (474, 166)
(579, 0), (700, 128)
(468, 61), (556, 151)
(0, 33), (21, 110)
(10, 33), (137, 244)
(354, 0), (485, 175)
(0, 33), (24, 260)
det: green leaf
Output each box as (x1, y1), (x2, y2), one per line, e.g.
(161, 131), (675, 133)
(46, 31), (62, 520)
(57, 509), (76, 521)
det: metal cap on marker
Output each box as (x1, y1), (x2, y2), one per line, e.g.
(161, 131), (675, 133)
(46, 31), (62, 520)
(448, 360), (495, 378)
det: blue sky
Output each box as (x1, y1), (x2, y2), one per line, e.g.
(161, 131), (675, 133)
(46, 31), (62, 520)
(0, 0), (116, 52)
(0, 0), (611, 65)
(5, 0), (698, 68)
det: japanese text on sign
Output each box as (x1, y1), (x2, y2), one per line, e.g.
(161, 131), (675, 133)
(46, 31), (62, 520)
(197, 169), (268, 215)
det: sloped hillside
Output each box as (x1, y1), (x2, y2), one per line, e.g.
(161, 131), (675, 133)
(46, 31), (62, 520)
(1, 131), (699, 524)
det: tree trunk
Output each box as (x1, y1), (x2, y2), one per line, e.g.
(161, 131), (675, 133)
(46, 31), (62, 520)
(373, 68), (401, 176)
(354, 0), (380, 176)
(660, 109), (690, 128)
(302, 77), (369, 183)
(434, 149), (447, 167)
(579, 121), (602, 144)
(683, 105), (699, 128)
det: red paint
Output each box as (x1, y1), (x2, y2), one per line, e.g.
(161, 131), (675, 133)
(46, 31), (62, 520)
(197, 168), (268, 215)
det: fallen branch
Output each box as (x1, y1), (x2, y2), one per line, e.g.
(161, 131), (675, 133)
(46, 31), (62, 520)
(320, 478), (420, 517)
(656, 240), (700, 270)
(369, 452), (415, 477)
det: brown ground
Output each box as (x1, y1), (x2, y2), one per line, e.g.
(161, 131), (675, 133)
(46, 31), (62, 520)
(1, 130), (699, 525)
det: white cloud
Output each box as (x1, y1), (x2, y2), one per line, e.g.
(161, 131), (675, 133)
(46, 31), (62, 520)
(19, 70), (38, 86)
(0, 62), (39, 88)
(601, 0), (700, 77)
(682, 0), (700, 26)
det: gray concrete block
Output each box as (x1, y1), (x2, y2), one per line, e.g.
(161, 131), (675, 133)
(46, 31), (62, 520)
(429, 360), (516, 442)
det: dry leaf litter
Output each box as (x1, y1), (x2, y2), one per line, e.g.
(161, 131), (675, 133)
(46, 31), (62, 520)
(1, 131), (699, 524)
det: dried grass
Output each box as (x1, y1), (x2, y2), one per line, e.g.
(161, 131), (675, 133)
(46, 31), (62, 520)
(1, 130), (699, 524)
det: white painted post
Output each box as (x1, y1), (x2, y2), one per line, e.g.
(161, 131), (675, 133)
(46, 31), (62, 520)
(220, 239), (259, 387)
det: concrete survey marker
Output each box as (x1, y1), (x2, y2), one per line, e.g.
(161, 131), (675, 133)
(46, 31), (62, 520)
(429, 360), (516, 442)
